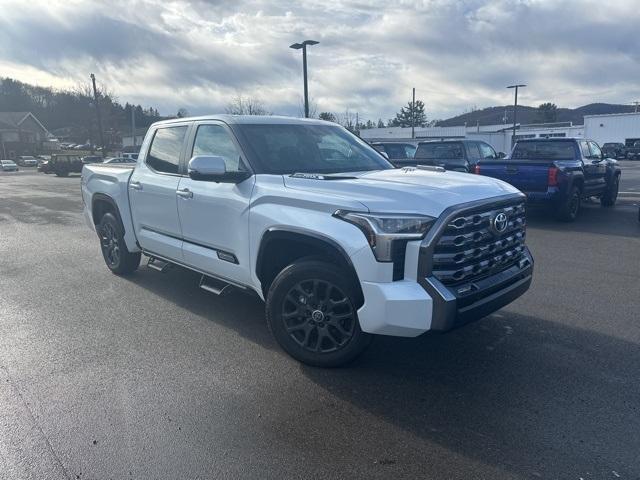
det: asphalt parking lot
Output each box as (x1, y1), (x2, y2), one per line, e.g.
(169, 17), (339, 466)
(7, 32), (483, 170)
(1, 166), (639, 479)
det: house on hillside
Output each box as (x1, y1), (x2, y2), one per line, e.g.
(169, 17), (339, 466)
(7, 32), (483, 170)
(0, 112), (51, 159)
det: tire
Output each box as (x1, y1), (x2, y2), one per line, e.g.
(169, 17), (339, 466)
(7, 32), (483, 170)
(556, 185), (581, 222)
(601, 174), (620, 207)
(55, 169), (69, 177)
(97, 212), (141, 275)
(266, 260), (372, 367)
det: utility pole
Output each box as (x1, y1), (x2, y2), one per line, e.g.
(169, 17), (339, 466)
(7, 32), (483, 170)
(131, 106), (136, 147)
(633, 101), (639, 113)
(507, 84), (526, 148)
(290, 40), (319, 118)
(90, 73), (105, 155)
(411, 87), (416, 139)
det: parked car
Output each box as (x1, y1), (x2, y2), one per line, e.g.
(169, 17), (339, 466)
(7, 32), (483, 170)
(48, 154), (83, 176)
(82, 115), (533, 367)
(38, 159), (51, 173)
(16, 155), (38, 167)
(413, 139), (505, 172)
(1, 159), (19, 172)
(624, 139), (640, 160)
(601, 142), (626, 159)
(475, 138), (621, 221)
(103, 157), (136, 164)
(370, 142), (417, 167)
(121, 153), (139, 161)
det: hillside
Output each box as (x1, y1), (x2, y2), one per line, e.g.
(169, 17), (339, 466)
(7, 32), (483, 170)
(437, 103), (637, 127)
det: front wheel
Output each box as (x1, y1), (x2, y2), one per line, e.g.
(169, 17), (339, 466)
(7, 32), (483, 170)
(266, 260), (372, 367)
(98, 213), (141, 275)
(601, 175), (619, 207)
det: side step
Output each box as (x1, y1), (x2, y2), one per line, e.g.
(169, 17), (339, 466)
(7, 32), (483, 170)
(199, 275), (234, 296)
(147, 256), (171, 272)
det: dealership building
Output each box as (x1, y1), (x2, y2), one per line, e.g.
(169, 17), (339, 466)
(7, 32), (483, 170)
(360, 112), (640, 154)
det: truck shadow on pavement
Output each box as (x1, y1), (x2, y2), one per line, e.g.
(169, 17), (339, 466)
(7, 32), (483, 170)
(303, 312), (640, 478)
(125, 265), (640, 478)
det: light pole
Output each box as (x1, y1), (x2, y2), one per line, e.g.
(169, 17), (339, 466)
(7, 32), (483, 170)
(290, 40), (319, 118)
(507, 84), (526, 148)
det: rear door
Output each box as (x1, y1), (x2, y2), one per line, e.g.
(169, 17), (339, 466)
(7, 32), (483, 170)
(579, 140), (604, 195)
(129, 124), (190, 260)
(586, 141), (608, 195)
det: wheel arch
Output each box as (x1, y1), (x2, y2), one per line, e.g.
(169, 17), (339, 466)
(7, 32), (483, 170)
(256, 228), (364, 307)
(92, 193), (125, 231)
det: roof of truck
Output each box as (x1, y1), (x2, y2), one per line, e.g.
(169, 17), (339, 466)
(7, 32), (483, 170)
(153, 115), (331, 127)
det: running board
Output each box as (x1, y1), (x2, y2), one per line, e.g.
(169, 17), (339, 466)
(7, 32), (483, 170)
(199, 275), (234, 296)
(147, 256), (171, 272)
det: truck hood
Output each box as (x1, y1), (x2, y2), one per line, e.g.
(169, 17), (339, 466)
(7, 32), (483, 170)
(283, 168), (521, 217)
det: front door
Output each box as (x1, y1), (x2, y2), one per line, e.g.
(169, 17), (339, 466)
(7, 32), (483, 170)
(129, 125), (189, 260)
(176, 122), (255, 285)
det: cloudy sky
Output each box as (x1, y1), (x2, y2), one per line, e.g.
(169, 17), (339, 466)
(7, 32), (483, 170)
(1, 0), (639, 121)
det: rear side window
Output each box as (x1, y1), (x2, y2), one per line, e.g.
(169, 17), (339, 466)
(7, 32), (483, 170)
(478, 142), (497, 159)
(146, 126), (188, 174)
(512, 141), (577, 160)
(383, 143), (409, 159)
(415, 143), (464, 159)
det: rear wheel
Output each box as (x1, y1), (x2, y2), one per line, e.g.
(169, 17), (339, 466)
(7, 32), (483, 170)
(55, 168), (69, 177)
(98, 213), (141, 275)
(601, 174), (619, 207)
(266, 260), (372, 367)
(556, 185), (581, 222)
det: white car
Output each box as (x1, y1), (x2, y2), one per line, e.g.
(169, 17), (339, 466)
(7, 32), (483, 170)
(81, 115), (533, 367)
(1, 159), (19, 172)
(17, 156), (38, 167)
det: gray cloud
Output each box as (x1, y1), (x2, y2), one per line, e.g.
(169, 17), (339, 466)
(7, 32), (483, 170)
(1, 0), (639, 121)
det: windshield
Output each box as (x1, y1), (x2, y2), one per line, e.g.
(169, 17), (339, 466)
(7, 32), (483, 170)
(236, 124), (393, 174)
(415, 143), (464, 160)
(511, 141), (577, 160)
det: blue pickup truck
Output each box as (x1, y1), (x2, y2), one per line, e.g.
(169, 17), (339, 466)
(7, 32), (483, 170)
(474, 138), (621, 221)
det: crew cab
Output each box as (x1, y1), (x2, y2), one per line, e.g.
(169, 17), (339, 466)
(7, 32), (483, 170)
(625, 139), (640, 160)
(475, 138), (621, 221)
(414, 139), (506, 173)
(82, 116), (533, 367)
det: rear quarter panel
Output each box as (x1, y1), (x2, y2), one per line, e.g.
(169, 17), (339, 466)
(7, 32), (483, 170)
(81, 164), (139, 252)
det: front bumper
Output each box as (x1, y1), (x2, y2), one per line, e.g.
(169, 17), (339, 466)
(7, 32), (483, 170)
(419, 250), (533, 331)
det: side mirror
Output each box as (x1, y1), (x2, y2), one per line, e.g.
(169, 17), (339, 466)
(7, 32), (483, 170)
(380, 151), (389, 160)
(188, 155), (251, 183)
(497, 152), (506, 159)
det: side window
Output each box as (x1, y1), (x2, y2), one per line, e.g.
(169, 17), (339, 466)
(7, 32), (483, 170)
(478, 142), (497, 159)
(384, 143), (407, 159)
(588, 142), (602, 159)
(146, 126), (188, 174)
(579, 141), (591, 159)
(192, 124), (246, 172)
(465, 142), (481, 160)
(404, 144), (417, 158)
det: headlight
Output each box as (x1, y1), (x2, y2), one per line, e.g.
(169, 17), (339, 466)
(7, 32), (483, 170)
(334, 210), (435, 262)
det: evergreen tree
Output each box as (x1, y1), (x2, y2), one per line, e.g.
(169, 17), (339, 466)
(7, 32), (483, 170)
(393, 99), (427, 127)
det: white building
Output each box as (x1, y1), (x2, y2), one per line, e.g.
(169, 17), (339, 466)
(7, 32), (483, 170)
(583, 112), (640, 146)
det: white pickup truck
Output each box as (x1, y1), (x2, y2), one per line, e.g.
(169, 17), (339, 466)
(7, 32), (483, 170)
(81, 115), (533, 367)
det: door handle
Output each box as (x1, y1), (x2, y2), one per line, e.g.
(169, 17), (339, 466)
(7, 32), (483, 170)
(176, 188), (193, 199)
(129, 181), (143, 191)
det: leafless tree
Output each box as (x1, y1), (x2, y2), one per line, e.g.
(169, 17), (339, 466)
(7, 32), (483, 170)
(226, 95), (270, 115)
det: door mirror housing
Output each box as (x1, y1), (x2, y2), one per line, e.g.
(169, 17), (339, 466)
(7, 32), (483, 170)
(497, 151), (506, 159)
(188, 155), (251, 183)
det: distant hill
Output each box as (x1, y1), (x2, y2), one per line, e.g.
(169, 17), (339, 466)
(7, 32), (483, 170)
(437, 103), (637, 127)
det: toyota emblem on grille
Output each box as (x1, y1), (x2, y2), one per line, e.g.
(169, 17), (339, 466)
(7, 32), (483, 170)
(492, 212), (508, 234)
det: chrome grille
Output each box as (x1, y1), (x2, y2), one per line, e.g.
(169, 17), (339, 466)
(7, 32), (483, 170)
(432, 201), (527, 285)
